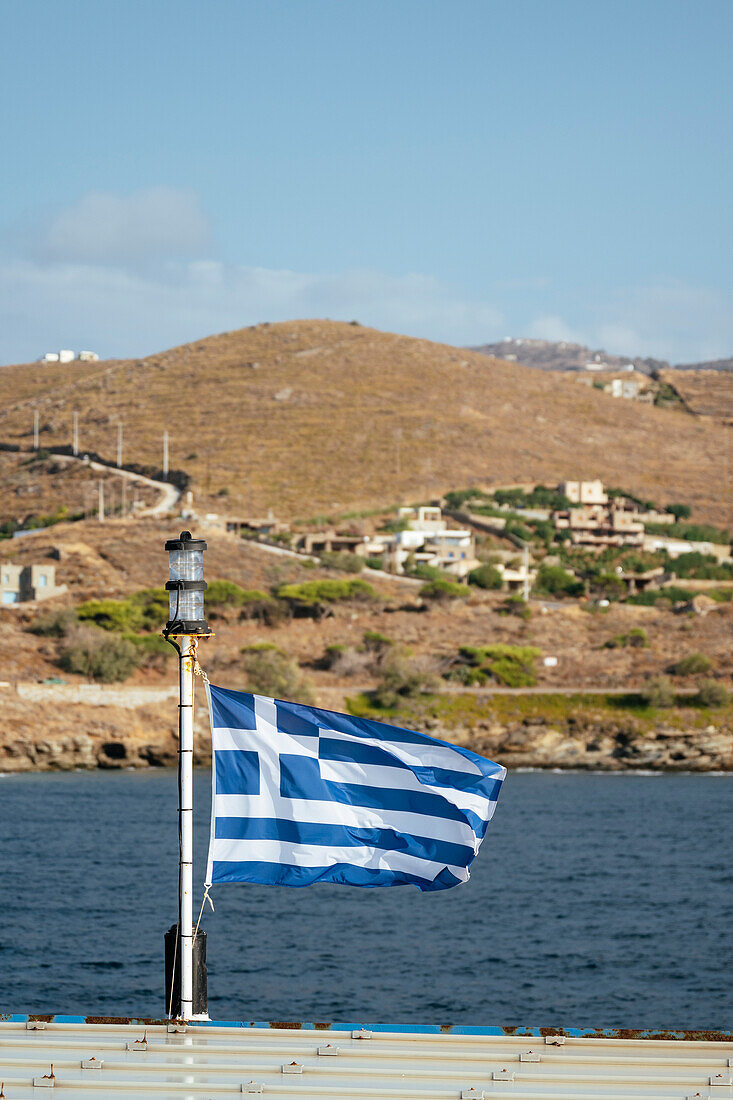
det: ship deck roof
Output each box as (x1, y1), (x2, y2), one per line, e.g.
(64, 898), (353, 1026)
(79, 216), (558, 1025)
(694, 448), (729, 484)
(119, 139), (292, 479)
(1, 1016), (732, 1099)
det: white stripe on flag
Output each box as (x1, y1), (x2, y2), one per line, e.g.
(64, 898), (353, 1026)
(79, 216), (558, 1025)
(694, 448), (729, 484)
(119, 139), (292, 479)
(213, 793), (478, 847)
(317, 759), (499, 820)
(210, 837), (469, 881)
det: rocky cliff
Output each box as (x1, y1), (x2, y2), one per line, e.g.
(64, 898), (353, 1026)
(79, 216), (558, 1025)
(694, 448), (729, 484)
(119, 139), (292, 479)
(1, 692), (730, 774)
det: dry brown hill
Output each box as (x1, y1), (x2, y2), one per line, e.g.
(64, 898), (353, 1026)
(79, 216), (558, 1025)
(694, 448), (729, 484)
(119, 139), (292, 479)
(0, 320), (730, 524)
(659, 369), (733, 424)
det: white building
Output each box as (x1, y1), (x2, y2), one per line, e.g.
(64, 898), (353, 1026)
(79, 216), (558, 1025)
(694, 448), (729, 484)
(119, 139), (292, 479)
(376, 507), (480, 578)
(559, 479), (608, 505)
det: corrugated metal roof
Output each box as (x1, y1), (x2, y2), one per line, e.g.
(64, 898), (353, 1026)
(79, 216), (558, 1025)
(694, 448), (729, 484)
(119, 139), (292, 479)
(0, 1016), (732, 1098)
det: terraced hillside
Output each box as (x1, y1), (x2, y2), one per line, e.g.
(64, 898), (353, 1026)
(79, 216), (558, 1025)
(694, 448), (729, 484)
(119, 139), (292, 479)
(0, 320), (730, 523)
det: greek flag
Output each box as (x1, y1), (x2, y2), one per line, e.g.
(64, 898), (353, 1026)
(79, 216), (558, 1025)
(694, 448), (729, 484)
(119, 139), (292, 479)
(205, 685), (505, 892)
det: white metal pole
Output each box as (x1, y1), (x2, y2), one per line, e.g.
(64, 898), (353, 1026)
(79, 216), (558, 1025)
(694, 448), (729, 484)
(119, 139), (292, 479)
(117, 423), (123, 468)
(98, 480), (105, 523)
(73, 411), (79, 457)
(163, 431), (169, 481)
(33, 410), (39, 450)
(178, 635), (195, 1019)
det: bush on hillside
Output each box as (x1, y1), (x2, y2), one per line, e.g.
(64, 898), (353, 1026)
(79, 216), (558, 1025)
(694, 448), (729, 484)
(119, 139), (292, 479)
(362, 630), (394, 655)
(29, 608), (79, 637)
(319, 551), (364, 573)
(695, 679), (729, 708)
(58, 625), (142, 683)
(419, 578), (471, 601)
(373, 649), (439, 708)
(604, 627), (649, 650)
(468, 563), (503, 590)
(640, 676), (675, 708)
(535, 564), (584, 598)
(274, 578), (375, 620)
(241, 646), (314, 703)
(670, 652), (713, 676)
(77, 588), (168, 633)
(626, 586), (694, 607)
(456, 644), (540, 688)
(498, 594), (532, 620)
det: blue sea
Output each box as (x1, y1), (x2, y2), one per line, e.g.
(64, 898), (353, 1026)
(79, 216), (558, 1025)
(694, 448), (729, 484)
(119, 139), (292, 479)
(1, 769), (730, 1028)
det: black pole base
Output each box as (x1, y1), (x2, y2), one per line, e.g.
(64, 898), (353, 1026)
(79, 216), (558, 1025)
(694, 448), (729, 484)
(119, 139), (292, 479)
(164, 923), (208, 1018)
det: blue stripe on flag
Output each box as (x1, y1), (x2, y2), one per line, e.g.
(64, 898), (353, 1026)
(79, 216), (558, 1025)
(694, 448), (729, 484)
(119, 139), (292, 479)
(211, 860), (464, 891)
(213, 815), (475, 866)
(279, 754), (470, 825)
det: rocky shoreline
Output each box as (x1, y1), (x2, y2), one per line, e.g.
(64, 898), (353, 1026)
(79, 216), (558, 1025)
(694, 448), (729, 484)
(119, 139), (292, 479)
(1, 691), (730, 774)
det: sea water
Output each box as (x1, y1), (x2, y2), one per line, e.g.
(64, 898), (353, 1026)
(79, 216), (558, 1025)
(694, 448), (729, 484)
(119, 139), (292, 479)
(1, 769), (730, 1028)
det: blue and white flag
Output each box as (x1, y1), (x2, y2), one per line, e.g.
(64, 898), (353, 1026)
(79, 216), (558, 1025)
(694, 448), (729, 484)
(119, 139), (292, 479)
(205, 685), (506, 892)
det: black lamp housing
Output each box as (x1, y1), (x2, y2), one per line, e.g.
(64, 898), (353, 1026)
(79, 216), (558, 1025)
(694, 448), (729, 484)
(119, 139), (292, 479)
(164, 530), (210, 636)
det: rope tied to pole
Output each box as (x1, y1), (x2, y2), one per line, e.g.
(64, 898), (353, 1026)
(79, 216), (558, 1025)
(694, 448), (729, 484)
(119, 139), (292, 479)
(190, 635), (210, 685)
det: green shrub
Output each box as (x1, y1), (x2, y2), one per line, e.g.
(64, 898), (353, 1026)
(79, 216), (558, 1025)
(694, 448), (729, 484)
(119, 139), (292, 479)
(364, 556), (386, 570)
(535, 564), (584, 597)
(406, 562), (444, 581)
(458, 644), (540, 687)
(498, 594), (532, 620)
(319, 551), (364, 573)
(58, 626), (142, 682)
(468, 563), (503, 590)
(77, 588), (168, 633)
(373, 649), (438, 708)
(627, 586), (695, 607)
(420, 578), (471, 601)
(77, 597), (142, 633)
(640, 675), (675, 708)
(322, 643), (347, 669)
(362, 630), (394, 654)
(667, 503), (692, 520)
(644, 521), (729, 543)
(671, 651), (713, 676)
(604, 627), (649, 649)
(29, 608), (78, 637)
(241, 647), (313, 703)
(276, 578), (376, 609)
(206, 580), (249, 607)
(695, 679), (729, 708)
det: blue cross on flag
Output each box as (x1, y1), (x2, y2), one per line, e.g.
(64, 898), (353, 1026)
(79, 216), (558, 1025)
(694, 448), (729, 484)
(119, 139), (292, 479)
(205, 685), (506, 892)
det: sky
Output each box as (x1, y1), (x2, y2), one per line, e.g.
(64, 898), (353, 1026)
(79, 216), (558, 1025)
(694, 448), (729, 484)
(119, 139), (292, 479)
(1, 0), (731, 365)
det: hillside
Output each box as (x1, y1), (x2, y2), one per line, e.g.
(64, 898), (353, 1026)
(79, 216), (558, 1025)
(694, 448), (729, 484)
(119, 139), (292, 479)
(658, 369), (733, 423)
(471, 338), (668, 374)
(0, 320), (730, 524)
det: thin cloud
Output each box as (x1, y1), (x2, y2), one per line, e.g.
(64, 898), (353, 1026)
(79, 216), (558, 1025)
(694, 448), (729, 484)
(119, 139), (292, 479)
(38, 187), (213, 266)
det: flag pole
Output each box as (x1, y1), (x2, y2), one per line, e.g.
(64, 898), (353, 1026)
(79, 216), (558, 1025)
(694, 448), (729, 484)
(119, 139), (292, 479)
(178, 633), (195, 1019)
(164, 531), (210, 1020)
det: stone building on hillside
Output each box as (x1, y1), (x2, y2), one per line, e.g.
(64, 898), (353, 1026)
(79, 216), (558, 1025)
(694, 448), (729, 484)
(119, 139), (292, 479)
(553, 503), (644, 550)
(0, 562), (67, 604)
(559, 479), (607, 505)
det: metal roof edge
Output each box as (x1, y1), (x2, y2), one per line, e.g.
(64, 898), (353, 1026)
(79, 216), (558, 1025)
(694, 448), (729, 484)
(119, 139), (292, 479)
(2, 1013), (732, 1042)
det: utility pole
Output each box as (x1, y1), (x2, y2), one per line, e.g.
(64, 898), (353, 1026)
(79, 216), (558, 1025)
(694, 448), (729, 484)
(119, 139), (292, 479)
(163, 431), (170, 481)
(72, 411), (79, 457)
(523, 543), (530, 602)
(98, 480), (105, 523)
(117, 422), (123, 469)
(121, 478), (127, 517)
(33, 410), (39, 450)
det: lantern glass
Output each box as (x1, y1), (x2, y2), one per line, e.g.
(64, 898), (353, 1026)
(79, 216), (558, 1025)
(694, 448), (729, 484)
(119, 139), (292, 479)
(170, 587), (204, 622)
(168, 547), (204, 583)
